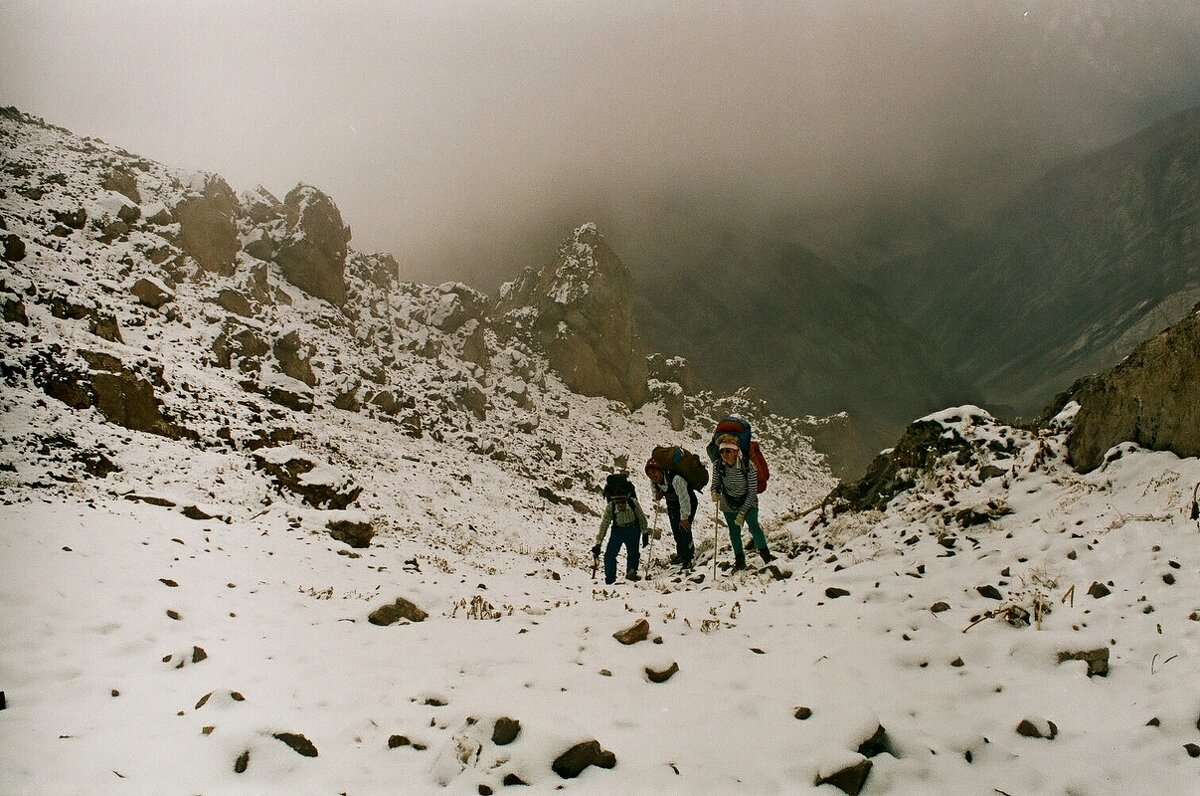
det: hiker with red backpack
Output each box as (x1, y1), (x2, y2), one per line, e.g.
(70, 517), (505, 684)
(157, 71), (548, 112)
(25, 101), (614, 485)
(593, 473), (650, 585)
(708, 416), (774, 570)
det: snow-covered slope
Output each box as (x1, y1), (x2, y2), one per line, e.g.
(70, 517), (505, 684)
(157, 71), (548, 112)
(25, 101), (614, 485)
(2, 109), (1199, 795)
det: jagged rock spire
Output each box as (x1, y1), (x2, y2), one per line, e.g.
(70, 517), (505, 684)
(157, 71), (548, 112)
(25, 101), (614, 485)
(495, 223), (648, 407)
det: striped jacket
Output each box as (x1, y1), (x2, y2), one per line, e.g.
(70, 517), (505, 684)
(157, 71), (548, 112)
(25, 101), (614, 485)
(712, 456), (758, 515)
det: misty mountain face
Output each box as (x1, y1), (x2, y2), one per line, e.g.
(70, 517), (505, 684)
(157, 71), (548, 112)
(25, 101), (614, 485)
(874, 103), (1200, 417)
(632, 225), (979, 474)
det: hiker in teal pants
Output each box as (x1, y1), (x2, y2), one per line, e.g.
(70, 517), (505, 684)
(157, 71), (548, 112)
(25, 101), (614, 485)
(711, 434), (773, 570)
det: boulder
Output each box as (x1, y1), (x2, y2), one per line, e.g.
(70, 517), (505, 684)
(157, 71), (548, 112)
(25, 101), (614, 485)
(251, 445), (360, 509)
(52, 208), (87, 229)
(212, 319), (270, 374)
(274, 185), (350, 306)
(2, 233), (25, 262)
(101, 168), (142, 204)
(815, 757), (872, 796)
(88, 312), (123, 343)
(172, 175), (241, 276)
(242, 230), (275, 262)
(78, 351), (184, 439)
(273, 732), (318, 757)
(244, 262), (274, 305)
(551, 740), (616, 779)
(2, 293), (28, 325)
(1056, 647), (1109, 677)
(260, 373), (314, 412)
(241, 186), (284, 224)
(368, 597), (429, 625)
(825, 414), (978, 514)
(352, 252), (400, 291)
(216, 288), (254, 318)
(131, 277), (174, 309)
(856, 724), (891, 758)
(1016, 717), (1058, 740)
(645, 661), (679, 683)
(1042, 308), (1200, 472)
(274, 329), (317, 386)
(428, 282), (491, 333)
(326, 517), (374, 548)
(613, 618), (650, 645)
(491, 717), (520, 746)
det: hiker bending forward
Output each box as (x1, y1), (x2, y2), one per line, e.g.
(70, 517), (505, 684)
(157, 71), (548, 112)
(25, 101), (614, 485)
(593, 489), (649, 585)
(712, 434), (773, 570)
(647, 463), (696, 569)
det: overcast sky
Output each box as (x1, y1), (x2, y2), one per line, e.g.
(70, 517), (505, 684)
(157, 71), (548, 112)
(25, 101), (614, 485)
(3, 1), (1199, 287)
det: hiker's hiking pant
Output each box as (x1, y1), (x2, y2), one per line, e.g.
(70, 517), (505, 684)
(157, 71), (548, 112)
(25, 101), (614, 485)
(604, 525), (640, 584)
(723, 507), (766, 557)
(667, 508), (694, 566)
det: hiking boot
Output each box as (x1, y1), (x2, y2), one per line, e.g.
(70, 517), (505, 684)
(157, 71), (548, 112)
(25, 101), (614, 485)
(757, 546), (774, 564)
(626, 570), (640, 582)
(679, 559), (693, 571)
(733, 553), (747, 571)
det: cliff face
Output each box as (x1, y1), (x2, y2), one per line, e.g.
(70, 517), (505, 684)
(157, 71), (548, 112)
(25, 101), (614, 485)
(494, 223), (648, 408)
(1041, 306), (1200, 473)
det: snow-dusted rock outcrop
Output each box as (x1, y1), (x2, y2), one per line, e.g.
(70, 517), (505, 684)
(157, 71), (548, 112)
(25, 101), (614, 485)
(274, 184), (351, 306)
(495, 222), (648, 407)
(1041, 305), (1200, 472)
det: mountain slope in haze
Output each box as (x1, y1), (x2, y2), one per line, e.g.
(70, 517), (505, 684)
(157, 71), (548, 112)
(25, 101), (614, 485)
(0, 106), (831, 520)
(4, 107), (1200, 796)
(632, 217), (979, 475)
(874, 102), (1200, 416)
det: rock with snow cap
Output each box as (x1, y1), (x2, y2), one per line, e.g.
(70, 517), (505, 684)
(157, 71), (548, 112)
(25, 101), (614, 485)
(1042, 308), (1200, 472)
(274, 184), (351, 306)
(170, 174), (241, 276)
(131, 276), (174, 309)
(493, 223), (648, 407)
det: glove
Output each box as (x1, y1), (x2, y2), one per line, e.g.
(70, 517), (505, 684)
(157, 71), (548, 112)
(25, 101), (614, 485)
(641, 533), (649, 548)
(734, 513), (746, 528)
(679, 519), (691, 531)
(711, 492), (721, 504)
(591, 544), (601, 558)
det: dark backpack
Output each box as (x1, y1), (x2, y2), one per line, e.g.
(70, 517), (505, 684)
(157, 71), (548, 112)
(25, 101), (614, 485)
(603, 472), (636, 500)
(646, 445), (709, 491)
(603, 473), (638, 528)
(706, 415), (770, 494)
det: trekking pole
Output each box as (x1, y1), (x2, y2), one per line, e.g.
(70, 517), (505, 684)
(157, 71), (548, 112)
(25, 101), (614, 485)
(591, 552), (598, 581)
(648, 507), (659, 579)
(713, 504), (720, 581)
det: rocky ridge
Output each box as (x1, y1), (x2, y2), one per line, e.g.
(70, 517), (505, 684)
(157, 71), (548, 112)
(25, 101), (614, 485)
(0, 105), (833, 556)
